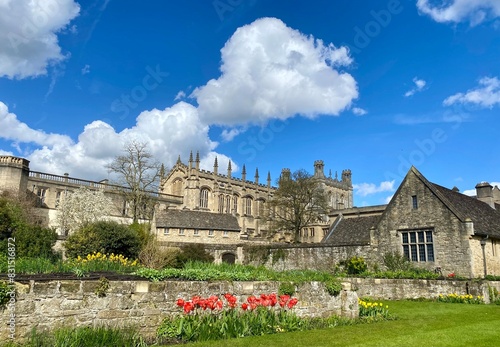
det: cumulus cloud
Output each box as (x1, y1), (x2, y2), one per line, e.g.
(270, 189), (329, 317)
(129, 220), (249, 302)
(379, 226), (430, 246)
(443, 77), (500, 108)
(0, 101), (229, 180)
(353, 180), (395, 197)
(417, 0), (500, 26)
(193, 17), (358, 126)
(174, 90), (186, 100)
(220, 128), (243, 142)
(0, 0), (80, 79)
(404, 77), (426, 97)
(352, 107), (367, 116)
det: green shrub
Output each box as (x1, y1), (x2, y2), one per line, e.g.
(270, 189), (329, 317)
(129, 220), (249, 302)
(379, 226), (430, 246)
(325, 279), (343, 296)
(383, 251), (413, 271)
(11, 225), (59, 260)
(346, 256), (367, 275)
(65, 221), (141, 259)
(138, 239), (180, 269)
(175, 243), (214, 267)
(279, 281), (296, 296)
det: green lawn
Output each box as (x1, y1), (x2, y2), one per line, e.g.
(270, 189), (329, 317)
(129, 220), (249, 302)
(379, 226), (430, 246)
(183, 301), (500, 347)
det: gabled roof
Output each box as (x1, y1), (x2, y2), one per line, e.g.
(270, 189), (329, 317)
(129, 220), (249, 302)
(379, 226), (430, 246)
(394, 166), (500, 238)
(322, 214), (378, 245)
(432, 184), (500, 238)
(156, 209), (240, 231)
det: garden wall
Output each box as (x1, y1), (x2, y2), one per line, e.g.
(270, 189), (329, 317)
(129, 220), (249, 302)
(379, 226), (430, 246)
(346, 278), (499, 303)
(1, 279), (358, 341)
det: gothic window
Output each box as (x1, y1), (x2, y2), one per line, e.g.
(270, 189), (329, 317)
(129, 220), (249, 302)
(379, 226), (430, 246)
(200, 188), (209, 209)
(401, 230), (434, 262)
(172, 179), (183, 196)
(225, 195), (231, 214)
(218, 194), (224, 213)
(233, 195), (238, 214)
(245, 197), (253, 215)
(256, 199), (265, 217)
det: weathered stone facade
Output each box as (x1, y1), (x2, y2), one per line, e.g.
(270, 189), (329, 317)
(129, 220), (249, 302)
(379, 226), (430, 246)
(159, 153), (352, 241)
(2, 279), (358, 340)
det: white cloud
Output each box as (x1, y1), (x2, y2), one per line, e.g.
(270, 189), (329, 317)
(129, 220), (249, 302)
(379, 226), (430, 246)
(417, 0), (500, 26)
(0, 149), (13, 156)
(443, 76), (500, 108)
(0, 0), (80, 79)
(81, 64), (90, 75)
(404, 77), (426, 97)
(0, 101), (73, 147)
(220, 128), (242, 142)
(352, 107), (367, 116)
(174, 90), (186, 100)
(0, 101), (231, 180)
(193, 17), (358, 126)
(353, 180), (395, 197)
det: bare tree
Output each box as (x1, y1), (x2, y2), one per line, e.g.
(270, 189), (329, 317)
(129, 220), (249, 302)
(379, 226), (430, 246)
(107, 141), (161, 223)
(267, 169), (328, 243)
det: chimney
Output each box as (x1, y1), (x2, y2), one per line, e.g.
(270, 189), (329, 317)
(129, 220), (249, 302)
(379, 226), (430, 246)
(475, 182), (494, 209)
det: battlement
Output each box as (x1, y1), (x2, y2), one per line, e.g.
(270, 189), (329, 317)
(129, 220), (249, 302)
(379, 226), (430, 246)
(0, 155), (30, 170)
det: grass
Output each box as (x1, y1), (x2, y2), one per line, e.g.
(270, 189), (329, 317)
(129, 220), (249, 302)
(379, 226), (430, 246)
(182, 301), (500, 347)
(2, 301), (498, 346)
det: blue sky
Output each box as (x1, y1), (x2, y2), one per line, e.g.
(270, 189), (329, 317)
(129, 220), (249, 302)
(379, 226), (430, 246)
(0, 0), (499, 206)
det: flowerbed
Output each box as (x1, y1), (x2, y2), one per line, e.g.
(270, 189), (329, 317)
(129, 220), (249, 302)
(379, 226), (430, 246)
(436, 293), (484, 304)
(158, 293), (301, 342)
(358, 298), (390, 319)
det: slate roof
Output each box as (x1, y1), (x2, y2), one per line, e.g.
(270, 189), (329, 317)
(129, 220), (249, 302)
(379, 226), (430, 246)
(432, 183), (500, 238)
(156, 209), (240, 231)
(322, 215), (379, 245)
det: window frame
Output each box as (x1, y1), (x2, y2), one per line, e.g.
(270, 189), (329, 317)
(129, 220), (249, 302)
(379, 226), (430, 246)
(401, 229), (434, 262)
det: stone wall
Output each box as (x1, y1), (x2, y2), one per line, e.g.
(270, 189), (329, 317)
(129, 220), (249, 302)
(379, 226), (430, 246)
(346, 278), (499, 303)
(160, 242), (372, 271)
(2, 279), (358, 340)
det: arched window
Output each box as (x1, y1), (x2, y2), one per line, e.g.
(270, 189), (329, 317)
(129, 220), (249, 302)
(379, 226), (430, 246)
(233, 195), (238, 214)
(218, 194), (224, 213)
(200, 188), (209, 209)
(225, 195), (231, 214)
(245, 197), (253, 215)
(256, 199), (266, 217)
(172, 178), (183, 196)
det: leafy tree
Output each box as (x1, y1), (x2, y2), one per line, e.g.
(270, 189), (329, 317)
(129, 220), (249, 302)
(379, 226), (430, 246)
(175, 243), (214, 267)
(0, 194), (26, 240)
(56, 187), (112, 235)
(268, 169), (328, 243)
(106, 141), (161, 223)
(65, 221), (141, 259)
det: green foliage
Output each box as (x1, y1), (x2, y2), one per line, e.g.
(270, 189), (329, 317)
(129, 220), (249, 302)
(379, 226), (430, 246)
(94, 276), (110, 298)
(278, 281), (296, 296)
(158, 307), (307, 343)
(138, 239), (180, 270)
(11, 225), (59, 260)
(175, 243), (214, 267)
(345, 256), (367, 275)
(325, 278), (343, 296)
(65, 221), (141, 259)
(4, 326), (149, 347)
(128, 222), (153, 247)
(383, 251), (414, 271)
(488, 286), (500, 305)
(0, 281), (13, 310)
(0, 194), (28, 240)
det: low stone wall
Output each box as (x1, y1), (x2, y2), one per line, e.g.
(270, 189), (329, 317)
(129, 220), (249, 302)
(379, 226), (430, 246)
(2, 279), (358, 340)
(346, 278), (499, 303)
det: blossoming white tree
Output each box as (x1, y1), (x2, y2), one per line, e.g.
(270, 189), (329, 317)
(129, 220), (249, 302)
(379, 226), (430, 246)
(56, 187), (112, 235)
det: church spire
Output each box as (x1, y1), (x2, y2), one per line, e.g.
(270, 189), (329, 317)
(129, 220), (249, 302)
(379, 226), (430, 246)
(213, 156), (218, 175)
(241, 164), (246, 181)
(254, 168), (259, 184)
(227, 160), (232, 179)
(195, 151), (200, 170)
(267, 171), (271, 187)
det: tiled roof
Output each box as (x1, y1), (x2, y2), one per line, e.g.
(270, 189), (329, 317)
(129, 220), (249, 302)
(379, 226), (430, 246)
(322, 215), (378, 245)
(432, 184), (500, 238)
(156, 209), (240, 231)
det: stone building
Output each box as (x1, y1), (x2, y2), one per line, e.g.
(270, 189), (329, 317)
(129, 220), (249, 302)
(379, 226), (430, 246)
(157, 152), (353, 242)
(324, 166), (500, 277)
(0, 155), (182, 232)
